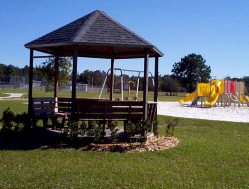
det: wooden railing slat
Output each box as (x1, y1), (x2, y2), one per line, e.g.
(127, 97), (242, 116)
(33, 97), (55, 102)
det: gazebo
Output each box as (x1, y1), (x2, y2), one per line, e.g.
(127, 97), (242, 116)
(25, 10), (164, 133)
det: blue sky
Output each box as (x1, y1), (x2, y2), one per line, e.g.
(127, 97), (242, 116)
(0, 0), (248, 79)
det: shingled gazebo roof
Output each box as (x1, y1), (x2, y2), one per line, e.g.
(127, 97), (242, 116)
(25, 10), (163, 59)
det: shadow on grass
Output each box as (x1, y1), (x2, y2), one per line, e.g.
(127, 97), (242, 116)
(0, 128), (95, 150)
(0, 128), (136, 152)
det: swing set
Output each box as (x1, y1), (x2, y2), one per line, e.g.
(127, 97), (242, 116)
(98, 68), (154, 101)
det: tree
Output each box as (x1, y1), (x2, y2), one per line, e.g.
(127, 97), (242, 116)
(78, 70), (106, 85)
(171, 53), (211, 92)
(78, 70), (92, 84)
(4, 64), (15, 76)
(160, 75), (185, 95)
(242, 76), (249, 93)
(38, 57), (72, 91)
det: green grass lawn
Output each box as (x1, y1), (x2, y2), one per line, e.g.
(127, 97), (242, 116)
(0, 116), (248, 188)
(0, 100), (28, 120)
(0, 90), (248, 188)
(0, 93), (9, 98)
(0, 89), (184, 101)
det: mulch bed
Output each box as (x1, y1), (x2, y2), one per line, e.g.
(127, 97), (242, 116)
(74, 136), (180, 152)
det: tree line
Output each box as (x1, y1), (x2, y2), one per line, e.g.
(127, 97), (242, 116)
(1, 53), (249, 93)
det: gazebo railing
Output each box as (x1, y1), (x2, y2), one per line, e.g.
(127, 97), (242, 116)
(76, 100), (144, 121)
(33, 97), (157, 124)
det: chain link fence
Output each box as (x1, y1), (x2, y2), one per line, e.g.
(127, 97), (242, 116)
(0, 75), (107, 93)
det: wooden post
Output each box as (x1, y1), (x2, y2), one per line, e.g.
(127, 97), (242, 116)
(121, 73), (124, 101)
(110, 58), (114, 101)
(154, 54), (159, 102)
(153, 54), (159, 133)
(143, 49), (149, 120)
(71, 46), (78, 120)
(54, 57), (59, 112)
(28, 49), (34, 118)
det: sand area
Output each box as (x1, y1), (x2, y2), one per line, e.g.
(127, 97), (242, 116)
(157, 101), (249, 123)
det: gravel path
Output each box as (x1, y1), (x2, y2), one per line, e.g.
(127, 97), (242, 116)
(0, 93), (25, 99)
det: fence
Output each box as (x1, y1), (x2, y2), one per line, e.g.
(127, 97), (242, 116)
(0, 75), (108, 93)
(0, 75), (186, 96)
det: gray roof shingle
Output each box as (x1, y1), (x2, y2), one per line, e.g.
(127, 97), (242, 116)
(25, 10), (163, 58)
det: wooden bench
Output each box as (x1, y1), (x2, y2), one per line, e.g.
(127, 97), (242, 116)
(33, 97), (66, 128)
(76, 100), (144, 122)
(42, 98), (157, 133)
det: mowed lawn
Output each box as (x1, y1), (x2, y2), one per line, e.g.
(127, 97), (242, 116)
(0, 90), (248, 188)
(0, 89), (184, 101)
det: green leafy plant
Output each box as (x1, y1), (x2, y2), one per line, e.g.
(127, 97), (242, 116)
(14, 112), (31, 131)
(86, 121), (95, 137)
(61, 126), (69, 140)
(13, 114), (21, 132)
(79, 121), (88, 137)
(125, 120), (137, 137)
(92, 121), (102, 143)
(141, 119), (152, 134)
(68, 121), (79, 140)
(153, 120), (159, 137)
(109, 120), (119, 143)
(164, 117), (180, 136)
(1, 107), (15, 132)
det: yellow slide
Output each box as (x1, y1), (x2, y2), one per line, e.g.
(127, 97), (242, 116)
(204, 80), (221, 106)
(238, 94), (249, 102)
(238, 94), (249, 106)
(179, 91), (196, 103)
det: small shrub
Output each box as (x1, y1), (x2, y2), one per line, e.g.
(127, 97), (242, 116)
(164, 117), (180, 136)
(61, 127), (69, 139)
(109, 120), (119, 143)
(79, 121), (88, 137)
(68, 121), (79, 140)
(14, 112), (31, 131)
(92, 121), (102, 143)
(141, 119), (152, 133)
(125, 120), (137, 137)
(153, 120), (159, 137)
(138, 135), (147, 145)
(1, 107), (15, 132)
(86, 121), (95, 137)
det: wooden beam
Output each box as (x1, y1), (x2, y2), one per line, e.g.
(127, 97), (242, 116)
(33, 55), (71, 58)
(71, 46), (78, 120)
(110, 58), (114, 101)
(33, 56), (55, 58)
(28, 49), (34, 118)
(143, 49), (149, 120)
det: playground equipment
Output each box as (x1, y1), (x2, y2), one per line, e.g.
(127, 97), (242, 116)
(179, 79), (249, 107)
(204, 80), (224, 106)
(179, 91), (197, 103)
(98, 68), (154, 101)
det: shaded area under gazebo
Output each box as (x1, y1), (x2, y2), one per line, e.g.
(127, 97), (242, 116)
(25, 10), (163, 135)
